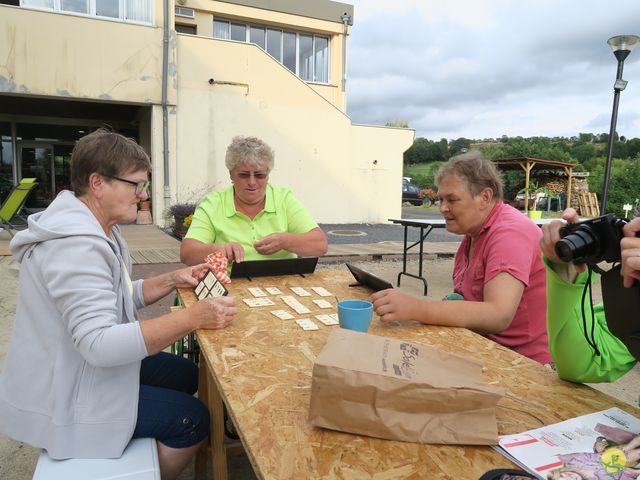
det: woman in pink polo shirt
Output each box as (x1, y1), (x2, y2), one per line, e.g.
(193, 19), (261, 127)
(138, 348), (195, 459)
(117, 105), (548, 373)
(371, 155), (550, 364)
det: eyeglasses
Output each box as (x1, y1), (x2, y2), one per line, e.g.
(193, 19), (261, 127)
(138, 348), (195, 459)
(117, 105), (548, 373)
(236, 172), (268, 180)
(103, 174), (149, 195)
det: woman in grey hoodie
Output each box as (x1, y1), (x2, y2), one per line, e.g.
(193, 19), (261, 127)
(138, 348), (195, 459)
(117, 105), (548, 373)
(0, 129), (236, 480)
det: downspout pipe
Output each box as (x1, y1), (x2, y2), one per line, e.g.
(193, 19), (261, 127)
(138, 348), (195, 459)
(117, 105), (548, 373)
(162, 0), (171, 209)
(340, 12), (351, 111)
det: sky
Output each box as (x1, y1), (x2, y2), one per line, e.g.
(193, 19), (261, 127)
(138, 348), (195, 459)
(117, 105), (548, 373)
(345, 0), (640, 141)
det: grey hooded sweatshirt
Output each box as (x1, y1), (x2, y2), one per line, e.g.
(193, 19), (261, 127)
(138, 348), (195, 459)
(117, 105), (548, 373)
(0, 191), (149, 459)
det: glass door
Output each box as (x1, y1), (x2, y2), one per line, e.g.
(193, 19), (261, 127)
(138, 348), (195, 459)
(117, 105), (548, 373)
(18, 142), (54, 208)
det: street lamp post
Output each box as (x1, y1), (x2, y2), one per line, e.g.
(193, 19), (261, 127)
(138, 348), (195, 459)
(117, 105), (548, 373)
(600, 34), (640, 214)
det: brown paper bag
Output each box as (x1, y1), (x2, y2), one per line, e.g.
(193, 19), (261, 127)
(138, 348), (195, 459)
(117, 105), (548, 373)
(309, 328), (504, 445)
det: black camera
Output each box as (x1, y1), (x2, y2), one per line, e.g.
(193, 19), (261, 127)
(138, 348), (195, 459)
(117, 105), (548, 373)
(555, 213), (628, 265)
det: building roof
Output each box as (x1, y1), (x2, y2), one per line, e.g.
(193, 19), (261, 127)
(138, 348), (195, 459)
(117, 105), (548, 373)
(218, 0), (354, 25)
(491, 156), (577, 170)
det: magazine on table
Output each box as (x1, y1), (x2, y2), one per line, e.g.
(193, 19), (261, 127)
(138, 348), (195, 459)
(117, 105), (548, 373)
(494, 407), (640, 479)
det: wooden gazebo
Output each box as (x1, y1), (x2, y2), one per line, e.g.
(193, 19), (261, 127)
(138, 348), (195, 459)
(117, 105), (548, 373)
(491, 157), (577, 212)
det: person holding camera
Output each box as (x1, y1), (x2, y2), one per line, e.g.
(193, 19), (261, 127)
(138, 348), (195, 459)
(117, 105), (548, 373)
(539, 208), (640, 382)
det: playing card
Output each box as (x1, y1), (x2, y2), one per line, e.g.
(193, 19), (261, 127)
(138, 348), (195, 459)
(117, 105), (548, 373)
(313, 299), (333, 309)
(244, 298), (276, 307)
(311, 287), (333, 297)
(265, 287), (282, 295)
(248, 287), (267, 297)
(295, 319), (319, 331)
(290, 287), (311, 297)
(281, 295), (311, 314)
(315, 314), (339, 326)
(271, 309), (295, 320)
(194, 268), (228, 299)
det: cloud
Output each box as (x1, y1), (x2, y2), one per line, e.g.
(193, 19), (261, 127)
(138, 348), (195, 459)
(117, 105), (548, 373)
(345, 0), (640, 140)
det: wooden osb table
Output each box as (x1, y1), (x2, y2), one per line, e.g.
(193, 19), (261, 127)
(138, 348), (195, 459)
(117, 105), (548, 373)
(179, 269), (639, 479)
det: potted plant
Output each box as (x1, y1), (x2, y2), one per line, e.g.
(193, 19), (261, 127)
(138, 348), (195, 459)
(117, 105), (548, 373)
(518, 181), (551, 219)
(165, 202), (197, 238)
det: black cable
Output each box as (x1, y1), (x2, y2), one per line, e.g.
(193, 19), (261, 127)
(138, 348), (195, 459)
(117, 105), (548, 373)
(580, 267), (600, 356)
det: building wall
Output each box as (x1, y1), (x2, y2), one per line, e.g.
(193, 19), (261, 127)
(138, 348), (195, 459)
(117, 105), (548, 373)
(0, 5), (174, 105)
(0, 1), (413, 225)
(175, 0), (347, 109)
(174, 34), (413, 223)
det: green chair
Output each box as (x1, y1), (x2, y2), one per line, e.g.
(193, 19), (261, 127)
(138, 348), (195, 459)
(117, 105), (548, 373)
(0, 178), (37, 237)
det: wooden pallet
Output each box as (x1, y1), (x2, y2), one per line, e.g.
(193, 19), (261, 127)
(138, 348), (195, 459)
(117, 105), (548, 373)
(578, 192), (600, 217)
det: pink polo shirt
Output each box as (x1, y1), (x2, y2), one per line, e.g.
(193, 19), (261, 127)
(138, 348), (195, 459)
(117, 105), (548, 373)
(452, 202), (551, 364)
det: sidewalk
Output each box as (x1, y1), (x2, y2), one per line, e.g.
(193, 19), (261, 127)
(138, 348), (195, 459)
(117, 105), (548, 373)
(1, 223), (462, 265)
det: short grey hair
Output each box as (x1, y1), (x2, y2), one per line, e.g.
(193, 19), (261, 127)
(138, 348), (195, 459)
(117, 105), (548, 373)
(225, 136), (275, 172)
(435, 153), (503, 201)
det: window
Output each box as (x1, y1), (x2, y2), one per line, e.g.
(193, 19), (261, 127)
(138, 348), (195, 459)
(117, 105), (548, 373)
(61, 0), (88, 14)
(213, 18), (330, 84)
(96, 0), (119, 18)
(282, 31), (296, 73)
(314, 36), (328, 83)
(298, 34), (313, 82)
(266, 29), (281, 61)
(20, 0), (151, 23)
(213, 20), (229, 39)
(174, 6), (194, 18)
(176, 24), (196, 35)
(230, 23), (245, 41)
(249, 25), (265, 49)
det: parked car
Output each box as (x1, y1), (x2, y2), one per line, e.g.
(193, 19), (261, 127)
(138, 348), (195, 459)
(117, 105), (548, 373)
(402, 182), (423, 206)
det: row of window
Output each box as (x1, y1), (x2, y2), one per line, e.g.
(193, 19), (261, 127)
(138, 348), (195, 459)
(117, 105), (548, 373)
(13, 3), (329, 84)
(20, 0), (151, 23)
(213, 19), (329, 84)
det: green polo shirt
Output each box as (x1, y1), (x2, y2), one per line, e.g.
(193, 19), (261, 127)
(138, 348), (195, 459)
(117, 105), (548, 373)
(185, 184), (319, 261)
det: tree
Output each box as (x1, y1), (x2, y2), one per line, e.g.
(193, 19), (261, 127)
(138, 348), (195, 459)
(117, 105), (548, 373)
(449, 137), (471, 156)
(404, 138), (449, 164)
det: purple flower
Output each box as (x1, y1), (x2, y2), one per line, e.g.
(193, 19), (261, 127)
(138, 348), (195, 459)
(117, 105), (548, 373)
(169, 203), (197, 216)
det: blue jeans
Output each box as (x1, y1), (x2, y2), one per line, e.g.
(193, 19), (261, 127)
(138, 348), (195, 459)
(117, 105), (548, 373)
(132, 352), (210, 448)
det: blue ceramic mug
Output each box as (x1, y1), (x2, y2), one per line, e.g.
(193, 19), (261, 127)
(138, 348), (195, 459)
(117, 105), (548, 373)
(337, 299), (373, 333)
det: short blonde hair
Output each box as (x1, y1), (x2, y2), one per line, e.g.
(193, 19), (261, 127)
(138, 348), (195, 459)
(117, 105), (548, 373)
(225, 136), (274, 172)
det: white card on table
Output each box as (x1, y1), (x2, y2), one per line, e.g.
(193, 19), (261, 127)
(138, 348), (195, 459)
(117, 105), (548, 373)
(329, 313), (339, 320)
(248, 287), (267, 297)
(280, 295), (311, 314)
(313, 299), (333, 309)
(265, 287), (282, 295)
(243, 298), (276, 307)
(290, 287), (311, 297)
(271, 309), (295, 320)
(295, 319), (319, 330)
(311, 287), (332, 297)
(315, 314), (339, 326)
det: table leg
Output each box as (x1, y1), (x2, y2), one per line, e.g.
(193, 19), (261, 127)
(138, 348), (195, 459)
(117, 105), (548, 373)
(195, 358), (208, 479)
(396, 224), (430, 295)
(195, 351), (228, 480)
(208, 363), (228, 480)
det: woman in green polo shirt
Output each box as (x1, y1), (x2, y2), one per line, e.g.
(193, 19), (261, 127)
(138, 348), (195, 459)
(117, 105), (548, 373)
(180, 136), (328, 266)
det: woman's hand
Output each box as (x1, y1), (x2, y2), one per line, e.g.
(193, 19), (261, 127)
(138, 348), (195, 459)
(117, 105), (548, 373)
(539, 208), (579, 263)
(221, 242), (245, 263)
(168, 263), (210, 289)
(188, 296), (236, 330)
(254, 233), (288, 255)
(539, 208), (584, 283)
(370, 289), (419, 323)
(621, 217), (640, 288)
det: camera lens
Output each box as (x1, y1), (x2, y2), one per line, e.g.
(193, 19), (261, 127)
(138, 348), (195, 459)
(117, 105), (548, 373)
(555, 227), (599, 263)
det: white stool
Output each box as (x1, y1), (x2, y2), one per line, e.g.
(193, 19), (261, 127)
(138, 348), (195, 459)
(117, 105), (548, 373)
(32, 438), (160, 479)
